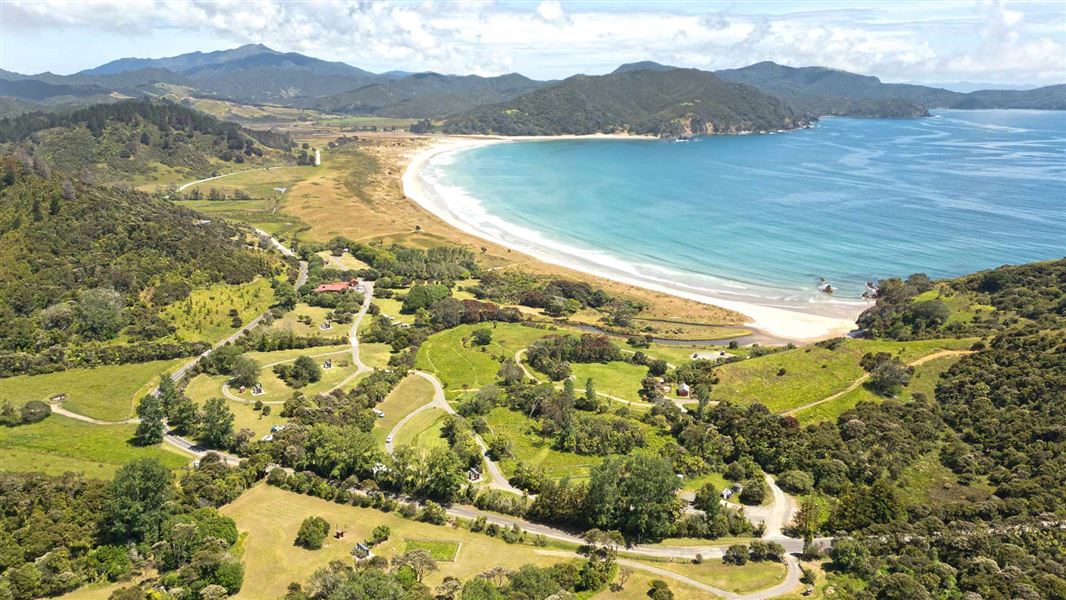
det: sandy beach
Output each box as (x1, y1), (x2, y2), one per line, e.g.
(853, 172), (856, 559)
(402, 135), (870, 342)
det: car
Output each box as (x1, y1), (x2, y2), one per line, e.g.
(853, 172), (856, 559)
(385, 435), (393, 444)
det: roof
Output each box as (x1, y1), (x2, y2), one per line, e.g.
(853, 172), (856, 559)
(313, 282), (351, 293)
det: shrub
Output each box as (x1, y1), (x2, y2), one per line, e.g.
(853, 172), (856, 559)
(739, 477), (768, 505)
(723, 544), (749, 565)
(776, 470), (814, 494)
(294, 516), (330, 549)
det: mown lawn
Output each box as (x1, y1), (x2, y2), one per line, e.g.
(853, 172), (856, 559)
(0, 359), (185, 421)
(394, 408), (449, 451)
(316, 250), (370, 271)
(268, 303), (340, 338)
(569, 361), (649, 403)
(371, 296), (415, 324)
(219, 484), (564, 598)
(182, 165), (320, 198)
(655, 558), (786, 594)
(415, 323), (553, 398)
(184, 373), (289, 438)
(373, 375), (436, 444)
(360, 342), (393, 370)
(794, 353), (967, 425)
(228, 348), (359, 404)
(0, 415), (191, 479)
(404, 539), (460, 562)
(160, 278), (274, 343)
(713, 338), (976, 413)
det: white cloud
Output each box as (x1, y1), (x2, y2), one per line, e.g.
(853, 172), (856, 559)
(1, 0), (1063, 85)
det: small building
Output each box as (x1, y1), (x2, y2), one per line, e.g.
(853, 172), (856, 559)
(251, 383), (264, 396)
(676, 383), (691, 397)
(320, 321), (332, 330)
(352, 543), (372, 560)
(467, 467), (482, 482)
(721, 488), (734, 500)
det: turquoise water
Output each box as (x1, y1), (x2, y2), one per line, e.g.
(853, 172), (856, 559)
(425, 110), (1065, 308)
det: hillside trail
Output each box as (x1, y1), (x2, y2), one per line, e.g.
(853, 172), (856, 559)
(783, 349), (974, 416)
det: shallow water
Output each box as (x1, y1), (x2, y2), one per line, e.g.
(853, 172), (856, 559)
(427, 110), (1066, 307)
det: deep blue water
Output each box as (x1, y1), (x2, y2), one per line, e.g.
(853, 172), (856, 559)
(427, 110), (1065, 306)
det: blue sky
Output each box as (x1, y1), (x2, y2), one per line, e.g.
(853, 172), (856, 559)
(2, 1), (1064, 86)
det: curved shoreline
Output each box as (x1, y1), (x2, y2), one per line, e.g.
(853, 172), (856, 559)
(402, 135), (869, 342)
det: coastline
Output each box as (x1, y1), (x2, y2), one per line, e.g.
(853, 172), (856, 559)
(402, 135), (870, 342)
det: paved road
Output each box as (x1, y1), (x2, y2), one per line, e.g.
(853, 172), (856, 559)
(783, 349), (973, 416)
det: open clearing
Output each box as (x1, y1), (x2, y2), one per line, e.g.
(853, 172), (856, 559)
(712, 338), (975, 413)
(569, 361), (649, 403)
(394, 407), (449, 451)
(0, 415), (190, 479)
(373, 374), (436, 444)
(415, 323), (553, 398)
(267, 303), (344, 338)
(1, 359), (185, 422)
(654, 559), (786, 594)
(404, 539), (460, 562)
(220, 484), (729, 599)
(184, 373), (289, 438)
(160, 278), (274, 344)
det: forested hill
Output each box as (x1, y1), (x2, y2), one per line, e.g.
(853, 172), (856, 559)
(857, 259), (1066, 340)
(715, 61), (1066, 113)
(442, 68), (809, 137)
(0, 99), (294, 183)
(0, 158), (275, 369)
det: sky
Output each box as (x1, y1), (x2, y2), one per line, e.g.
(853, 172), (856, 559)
(2, 0), (1064, 87)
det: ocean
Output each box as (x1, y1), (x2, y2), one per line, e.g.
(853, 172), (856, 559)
(416, 110), (1066, 321)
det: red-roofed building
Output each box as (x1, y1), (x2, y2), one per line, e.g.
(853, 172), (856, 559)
(312, 279), (362, 294)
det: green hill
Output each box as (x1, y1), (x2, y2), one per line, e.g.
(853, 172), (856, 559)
(443, 68), (808, 137)
(0, 99), (295, 184)
(0, 160), (277, 371)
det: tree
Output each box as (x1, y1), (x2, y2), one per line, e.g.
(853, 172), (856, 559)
(739, 476), (768, 505)
(295, 516), (330, 549)
(392, 549), (437, 582)
(692, 483), (721, 518)
(462, 578), (505, 600)
(157, 373), (180, 412)
(831, 479), (905, 531)
(168, 395), (199, 435)
(869, 359), (912, 396)
(497, 359), (525, 386)
(291, 355), (322, 385)
(229, 356), (260, 388)
(585, 454), (681, 542)
(78, 288), (126, 340)
(647, 579), (674, 600)
(134, 394), (164, 445)
(369, 525), (390, 546)
(19, 400), (50, 424)
(723, 544), (749, 565)
(800, 566), (817, 588)
(472, 328), (493, 346)
(200, 398), (234, 449)
(104, 458), (173, 543)
(273, 280), (298, 310)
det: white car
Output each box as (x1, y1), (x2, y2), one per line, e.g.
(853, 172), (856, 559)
(385, 435), (393, 444)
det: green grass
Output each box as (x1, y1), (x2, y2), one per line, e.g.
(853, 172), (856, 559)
(0, 415), (190, 479)
(897, 451), (993, 507)
(654, 559), (786, 594)
(0, 359), (185, 421)
(569, 361), (649, 403)
(229, 347), (358, 404)
(713, 338), (975, 413)
(160, 278), (274, 343)
(184, 373), (289, 438)
(316, 250), (370, 271)
(182, 165), (320, 198)
(415, 323), (553, 398)
(268, 303), (340, 338)
(794, 353), (968, 425)
(316, 115), (418, 128)
(360, 342), (393, 370)
(394, 408), (449, 450)
(482, 407), (672, 482)
(175, 199), (309, 241)
(373, 375), (436, 444)
(404, 539), (460, 562)
(372, 296), (416, 324)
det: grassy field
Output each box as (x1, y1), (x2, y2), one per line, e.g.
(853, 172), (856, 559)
(0, 359), (186, 422)
(484, 407), (602, 481)
(182, 165), (320, 198)
(794, 353), (967, 424)
(404, 539), (460, 562)
(897, 451), (993, 507)
(569, 361), (649, 403)
(712, 338), (975, 413)
(228, 348), (359, 404)
(316, 115), (418, 129)
(0, 416), (191, 479)
(221, 484), (734, 599)
(654, 559), (786, 594)
(394, 408), (449, 451)
(184, 373), (289, 438)
(372, 296), (416, 324)
(175, 198), (309, 240)
(373, 375), (436, 444)
(360, 342), (393, 370)
(415, 323), (553, 398)
(267, 303), (338, 337)
(242, 345), (350, 366)
(316, 250), (371, 271)
(160, 278), (274, 343)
